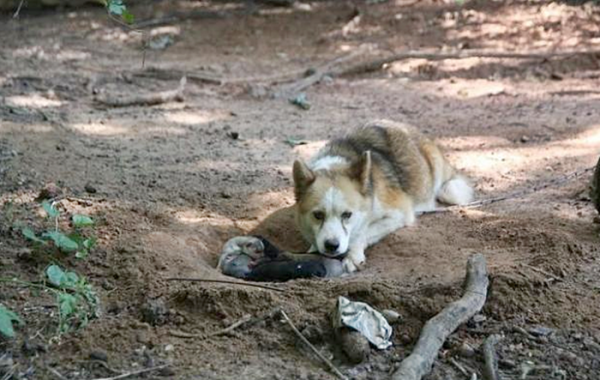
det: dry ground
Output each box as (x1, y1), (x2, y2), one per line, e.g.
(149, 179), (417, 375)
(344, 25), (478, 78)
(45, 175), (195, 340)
(1, 0), (600, 379)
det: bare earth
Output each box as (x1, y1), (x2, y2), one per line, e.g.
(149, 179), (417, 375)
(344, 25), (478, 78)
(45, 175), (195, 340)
(1, 1), (600, 379)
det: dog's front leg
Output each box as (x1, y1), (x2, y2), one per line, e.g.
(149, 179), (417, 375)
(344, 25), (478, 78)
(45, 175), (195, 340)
(366, 211), (413, 246)
(342, 238), (367, 273)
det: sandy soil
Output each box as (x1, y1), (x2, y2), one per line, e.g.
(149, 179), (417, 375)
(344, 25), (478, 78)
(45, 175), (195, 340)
(1, 0), (600, 379)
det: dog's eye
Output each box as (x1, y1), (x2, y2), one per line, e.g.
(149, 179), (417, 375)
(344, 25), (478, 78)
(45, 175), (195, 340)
(341, 211), (352, 220)
(313, 211), (325, 220)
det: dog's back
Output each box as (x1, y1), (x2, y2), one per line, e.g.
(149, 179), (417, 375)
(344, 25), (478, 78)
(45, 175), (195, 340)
(313, 120), (472, 210)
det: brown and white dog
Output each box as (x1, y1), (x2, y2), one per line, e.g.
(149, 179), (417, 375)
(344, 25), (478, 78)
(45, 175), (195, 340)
(292, 120), (473, 274)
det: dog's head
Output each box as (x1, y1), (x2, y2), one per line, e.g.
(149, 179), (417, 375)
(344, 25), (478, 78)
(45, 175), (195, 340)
(293, 152), (373, 258)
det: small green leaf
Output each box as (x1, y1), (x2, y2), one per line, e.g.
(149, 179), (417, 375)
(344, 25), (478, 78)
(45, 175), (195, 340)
(58, 293), (77, 317)
(42, 231), (79, 252)
(107, 0), (126, 15)
(42, 201), (59, 219)
(72, 215), (94, 228)
(47, 265), (66, 287)
(75, 250), (88, 259)
(122, 9), (134, 24)
(83, 237), (96, 250)
(22, 227), (45, 243)
(64, 272), (79, 287)
(0, 304), (23, 338)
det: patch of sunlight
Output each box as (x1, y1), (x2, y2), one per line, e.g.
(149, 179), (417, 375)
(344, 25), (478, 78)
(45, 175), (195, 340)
(7, 94), (63, 108)
(0, 124), (54, 134)
(438, 136), (513, 151)
(70, 122), (128, 136)
(145, 126), (188, 135)
(174, 209), (233, 226)
(164, 110), (229, 125)
(55, 49), (90, 62)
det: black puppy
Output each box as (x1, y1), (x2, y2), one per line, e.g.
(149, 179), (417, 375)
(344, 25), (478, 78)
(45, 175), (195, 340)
(217, 236), (343, 282)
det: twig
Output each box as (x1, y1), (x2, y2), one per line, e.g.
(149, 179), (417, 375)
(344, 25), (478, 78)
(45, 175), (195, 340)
(337, 49), (600, 77)
(169, 314), (252, 339)
(279, 310), (348, 380)
(89, 364), (167, 380)
(272, 51), (362, 99)
(12, 0), (24, 18)
(95, 77), (187, 108)
(449, 357), (470, 378)
(47, 367), (68, 380)
(421, 166), (595, 215)
(165, 277), (285, 292)
(482, 335), (501, 380)
(520, 263), (561, 283)
(391, 254), (489, 380)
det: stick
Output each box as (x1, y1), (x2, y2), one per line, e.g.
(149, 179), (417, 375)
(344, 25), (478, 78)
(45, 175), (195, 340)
(279, 310), (348, 380)
(165, 277), (285, 292)
(520, 263), (561, 283)
(170, 314), (252, 339)
(95, 77), (186, 108)
(421, 166), (595, 215)
(12, 0), (24, 19)
(89, 364), (168, 380)
(336, 49), (600, 77)
(47, 367), (68, 380)
(272, 51), (361, 99)
(449, 357), (470, 378)
(482, 335), (500, 380)
(391, 253), (489, 380)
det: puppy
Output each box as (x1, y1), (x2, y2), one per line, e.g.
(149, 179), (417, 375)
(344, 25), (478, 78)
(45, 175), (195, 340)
(293, 120), (473, 273)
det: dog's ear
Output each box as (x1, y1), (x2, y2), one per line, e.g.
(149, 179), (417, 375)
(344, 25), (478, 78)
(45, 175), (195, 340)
(351, 151), (372, 195)
(293, 160), (316, 200)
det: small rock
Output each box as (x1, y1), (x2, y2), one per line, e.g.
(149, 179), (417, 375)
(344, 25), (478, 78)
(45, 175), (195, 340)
(220, 191), (232, 199)
(164, 344), (175, 352)
(22, 340), (46, 356)
(89, 350), (108, 362)
(593, 216), (600, 224)
(520, 135), (530, 143)
(584, 337), (600, 353)
(36, 182), (63, 201)
(84, 184), (97, 194)
(140, 299), (169, 326)
(472, 314), (487, 324)
(382, 309), (401, 324)
(158, 367), (176, 377)
(228, 131), (239, 140)
(528, 325), (554, 337)
(136, 331), (153, 346)
(337, 328), (370, 364)
(456, 342), (476, 358)
(301, 325), (323, 344)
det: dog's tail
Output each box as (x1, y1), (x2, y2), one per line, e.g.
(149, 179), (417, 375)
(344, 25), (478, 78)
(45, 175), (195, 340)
(437, 172), (474, 206)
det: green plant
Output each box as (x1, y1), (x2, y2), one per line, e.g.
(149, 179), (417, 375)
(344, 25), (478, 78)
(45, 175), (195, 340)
(46, 265), (99, 334)
(0, 304), (23, 339)
(105, 0), (134, 24)
(22, 201), (97, 259)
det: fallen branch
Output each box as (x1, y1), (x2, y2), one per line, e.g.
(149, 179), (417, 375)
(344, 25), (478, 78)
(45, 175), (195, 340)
(90, 364), (168, 380)
(170, 314), (252, 339)
(279, 310), (348, 380)
(95, 77), (186, 108)
(165, 277), (285, 292)
(336, 49), (600, 77)
(272, 51), (361, 99)
(421, 166), (595, 215)
(520, 263), (561, 283)
(482, 335), (500, 380)
(391, 253), (489, 380)
(448, 357), (470, 378)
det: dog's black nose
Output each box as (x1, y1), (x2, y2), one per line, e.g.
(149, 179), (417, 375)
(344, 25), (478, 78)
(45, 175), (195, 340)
(324, 239), (340, 253)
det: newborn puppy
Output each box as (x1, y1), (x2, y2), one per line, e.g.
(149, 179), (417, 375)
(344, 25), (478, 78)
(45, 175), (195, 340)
(217, 236), (344, 281)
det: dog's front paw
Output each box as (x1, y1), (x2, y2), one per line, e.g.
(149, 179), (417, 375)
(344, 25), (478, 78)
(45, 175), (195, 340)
(342, 250), (366, 274)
